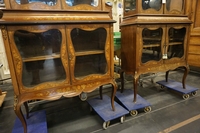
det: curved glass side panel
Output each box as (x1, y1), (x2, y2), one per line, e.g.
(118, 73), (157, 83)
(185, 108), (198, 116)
(15, 0), (57, 6)
(66, 0), (99, 7)
(14, 29), (66, 87)
(142, 28), (163, 63)
(71, 28), (107, 78)
(166, 0), (184, 12)
(142, 0), (162, 11)
(167, 27), (186, 59)
(125, 0), (136, 12)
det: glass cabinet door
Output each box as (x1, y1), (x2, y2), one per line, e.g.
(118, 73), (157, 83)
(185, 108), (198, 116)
(165, 0), (185, 14)
(124, 0), (136, 12)
(62, 0), (101, 10)
(8, 0), (62, 10)
(13, 28), (66, 87)
(15, 0), (57, 6)
(69, 26), (108, 79)
(141, 27), (163, 63)
(142, 0), (162, 11)
(124, 0), (163, 16)
(65, 0), (99, 7)
(167, 27), (186, 59)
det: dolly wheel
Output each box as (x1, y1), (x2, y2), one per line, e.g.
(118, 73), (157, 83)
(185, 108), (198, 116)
(160, 85), (166, 90)
(182, 94), (189, 100)
(191, 91), (197, 96)
(120, 116), (125, 123)
(144, 106), (151, 113)
(130, 110), (138, 116)
(79, 92), (87, 101)
(103, 121), (110, 129)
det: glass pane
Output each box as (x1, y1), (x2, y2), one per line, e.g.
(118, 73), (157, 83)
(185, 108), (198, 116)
(142, 28), (163, 63)
(74, 54), (107, 77)
(166, 0), (184, 12)
(167, 27), (186, 59)
(66, 0), (99, 7)
(71, 27), (107, 78)
(71, 28), (106, 51)
(142, 0), (162, 11)
(14, 29), (66, 87)
(125, 0), (136, 12)
(15, 0), (57, 6)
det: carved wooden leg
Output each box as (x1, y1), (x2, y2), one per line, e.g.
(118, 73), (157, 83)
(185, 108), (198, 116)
(23, 102), (29, 119)
(99, 86), (103, 100)
(120, 70), (124, 93)
(165, 71), (169, 82)
(111, 80), (117, 111)
(133, 76), (139, 103)
(14, 96), (27, 133)
(182, 66), (189, 89)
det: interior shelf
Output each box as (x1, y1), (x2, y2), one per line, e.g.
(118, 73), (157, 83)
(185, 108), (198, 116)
(75, 50), (105, 56)
(22, 53), (61, 62)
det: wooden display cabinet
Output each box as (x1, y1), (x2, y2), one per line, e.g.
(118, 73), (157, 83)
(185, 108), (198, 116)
(120, 0), (192, 102)
(0, 0), (117, 133)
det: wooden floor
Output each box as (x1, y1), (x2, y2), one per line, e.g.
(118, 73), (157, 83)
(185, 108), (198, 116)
(0, 69), (200, 133)
(0, 91), (6, 107)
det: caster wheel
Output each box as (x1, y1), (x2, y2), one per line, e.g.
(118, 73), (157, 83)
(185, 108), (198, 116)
(79, 92), (87, 101)
(182, 94), (189, 100)
(103, 121), (110, 129)
(120, 116), (125, 123)
(144, 106), (151, 113)
(191, 91), (197, 96)
(160, 85), (166, 90)
(130, 110), (138, 116)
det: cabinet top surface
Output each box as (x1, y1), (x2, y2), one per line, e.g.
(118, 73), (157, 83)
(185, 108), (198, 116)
(0, 8), (115, 24)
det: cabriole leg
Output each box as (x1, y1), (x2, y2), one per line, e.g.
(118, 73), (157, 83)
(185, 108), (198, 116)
(182, 66), (189, 89)
(133, 76), (139, 103)
(14, 95), (27, 133)
(111, 80), (117, 111)
(165, 71), (169, 82)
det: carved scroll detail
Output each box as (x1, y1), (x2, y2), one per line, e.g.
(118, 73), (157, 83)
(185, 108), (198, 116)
(0, 26), (8, 40)
(13, 95), (18, 111)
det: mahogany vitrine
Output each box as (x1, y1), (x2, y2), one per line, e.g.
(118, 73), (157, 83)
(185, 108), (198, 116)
(0, 0), (117, 133)
(120, 0), (192, 102)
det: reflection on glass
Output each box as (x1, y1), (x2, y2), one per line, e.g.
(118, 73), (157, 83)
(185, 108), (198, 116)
(142, 28), (163, 63)
(142, 0), (162, 11)
(15, 0), (57, 6)
(125, 0), (136, 12)
(166, 0), (183, 12)
(74, 54), (107, 77)
(71, 28), (107, 77)
(71, 28), (106, 51)
(14, 29), (66, 87)
(167, 27), (186, 59)
(66, 0), (99, 7)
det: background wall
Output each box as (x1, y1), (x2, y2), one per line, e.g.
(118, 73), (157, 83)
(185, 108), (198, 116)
(0, 30), (10, 81)
(107, 0), (123, 32)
